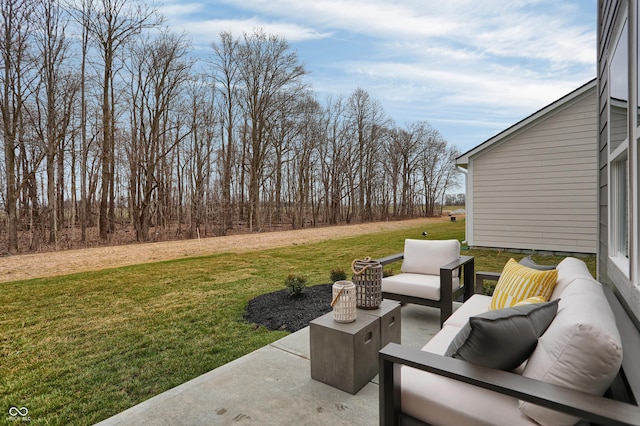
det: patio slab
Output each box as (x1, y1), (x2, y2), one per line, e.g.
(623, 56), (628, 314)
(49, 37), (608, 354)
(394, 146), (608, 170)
(95, 303), (447, 425)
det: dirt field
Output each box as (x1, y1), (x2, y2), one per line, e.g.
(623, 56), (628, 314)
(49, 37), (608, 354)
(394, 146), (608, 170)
(0, 217), (452, 283)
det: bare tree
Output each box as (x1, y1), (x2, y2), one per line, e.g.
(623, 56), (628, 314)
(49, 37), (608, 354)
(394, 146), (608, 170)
(84, 0), (161, 240)
(210, 31), (240, 234)
(72, 0), (95, 242)
(419, 123), (460, 216)
(183, 77), (215, 238)
(127, 30), (192, 241)
(289, 94), (321, 229)
(0, 0), (37, 253)
(31, 0), (78, 247)
(318, 96), (349, 224)
(346, 88), (389, 222)
(236, 29), (306, 231)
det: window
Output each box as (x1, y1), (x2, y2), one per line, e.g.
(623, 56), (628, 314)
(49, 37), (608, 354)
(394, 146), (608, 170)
(609, 19), (631, 275)
(611, 152), (629, 259)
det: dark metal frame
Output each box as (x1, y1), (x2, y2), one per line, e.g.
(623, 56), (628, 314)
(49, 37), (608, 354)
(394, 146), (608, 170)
(378, 280), (640, 426)
(377, 253), (476, 328)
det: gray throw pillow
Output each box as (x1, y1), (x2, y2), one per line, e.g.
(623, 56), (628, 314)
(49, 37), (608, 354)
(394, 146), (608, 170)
(519, 255), (556, 270)
(445, 299), (559, 371)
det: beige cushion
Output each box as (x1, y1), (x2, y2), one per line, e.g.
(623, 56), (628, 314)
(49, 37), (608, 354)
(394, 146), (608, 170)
(520, 278), (623, 425)
(381, 273), (459, 301)
(422, 324), (463, 354)
(400, 366), (538, 426)
(398, 325), (538, 426)
(401, 239), (460, 276)
(444, 294), (491, 328)
(551, 257), (594, 300)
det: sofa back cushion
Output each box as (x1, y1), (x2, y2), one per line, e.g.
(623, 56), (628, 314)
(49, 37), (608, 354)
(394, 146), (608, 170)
(551, 257), (594, 300)
(401, 239), (460, 276)
(519, 278), (623, 425)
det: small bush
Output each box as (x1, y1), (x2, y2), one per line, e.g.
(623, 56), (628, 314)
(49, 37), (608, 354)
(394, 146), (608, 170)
(284, 274), (307, 296)
(330, 268), (347, 282)
(483, 280), (498, 296)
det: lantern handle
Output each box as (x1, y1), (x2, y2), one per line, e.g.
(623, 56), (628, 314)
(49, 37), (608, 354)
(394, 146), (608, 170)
(330, 286), (345, 307)
(351, 256), (374, 275)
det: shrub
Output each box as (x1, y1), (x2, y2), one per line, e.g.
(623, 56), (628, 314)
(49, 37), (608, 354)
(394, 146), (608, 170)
(330, 268), (347, 282)
(284, 274), (307, 296)
(483, 280), (498, 296)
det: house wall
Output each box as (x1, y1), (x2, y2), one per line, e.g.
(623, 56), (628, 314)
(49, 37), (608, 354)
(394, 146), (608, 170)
(598, 0), (640, 320)
(469, 89), (598, 254)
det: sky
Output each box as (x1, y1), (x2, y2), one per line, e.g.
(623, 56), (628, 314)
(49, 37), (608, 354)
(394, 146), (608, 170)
(158, 0), (597, 156)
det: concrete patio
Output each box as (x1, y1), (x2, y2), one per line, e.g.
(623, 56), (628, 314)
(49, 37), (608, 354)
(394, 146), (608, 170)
(95, 303), (448, 425)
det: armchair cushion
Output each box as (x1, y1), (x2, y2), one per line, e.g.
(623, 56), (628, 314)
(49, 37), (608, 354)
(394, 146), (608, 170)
(381, 273), (460, 301)
(490, 259), (558, 310)
(401, 239), (460, 276)
(445, 300), (559, 370)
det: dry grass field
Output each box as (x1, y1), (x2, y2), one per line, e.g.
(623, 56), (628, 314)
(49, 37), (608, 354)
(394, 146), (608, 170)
(0, 217), (454, 283)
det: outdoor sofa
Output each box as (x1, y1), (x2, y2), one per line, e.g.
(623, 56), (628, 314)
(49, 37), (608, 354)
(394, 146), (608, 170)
(379, 256), (640, 425)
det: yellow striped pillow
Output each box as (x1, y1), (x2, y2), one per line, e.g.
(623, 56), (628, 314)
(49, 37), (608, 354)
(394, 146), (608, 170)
(514, 296), (548, 306)
(490, 259), (558, 310)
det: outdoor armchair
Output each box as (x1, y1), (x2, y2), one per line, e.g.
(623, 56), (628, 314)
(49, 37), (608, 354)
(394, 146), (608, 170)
(377, 239), (476, 327)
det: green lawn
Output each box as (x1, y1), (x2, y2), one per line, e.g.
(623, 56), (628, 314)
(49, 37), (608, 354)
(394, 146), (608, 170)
(0, 219), (595, 425)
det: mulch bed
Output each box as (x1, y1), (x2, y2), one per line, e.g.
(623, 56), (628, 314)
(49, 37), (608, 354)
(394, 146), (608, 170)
(243, 284), (334, 333)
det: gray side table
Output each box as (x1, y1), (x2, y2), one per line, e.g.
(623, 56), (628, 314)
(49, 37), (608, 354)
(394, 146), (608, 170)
(310, 311), (380, 394)
(358, 299), (401, 348)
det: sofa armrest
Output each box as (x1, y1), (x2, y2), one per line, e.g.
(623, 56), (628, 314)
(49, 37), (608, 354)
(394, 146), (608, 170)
(379, 342), (640, 426)
(476, 271), (501, 295)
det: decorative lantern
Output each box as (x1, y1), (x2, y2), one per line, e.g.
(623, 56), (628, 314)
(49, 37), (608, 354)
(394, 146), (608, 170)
(331, 280), (357, 323)
(351, 257), (383, 309)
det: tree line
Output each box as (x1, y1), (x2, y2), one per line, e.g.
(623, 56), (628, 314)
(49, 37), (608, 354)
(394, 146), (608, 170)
(0, 0), (461, 254)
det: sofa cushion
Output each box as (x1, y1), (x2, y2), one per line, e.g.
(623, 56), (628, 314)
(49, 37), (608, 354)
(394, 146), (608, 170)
(490, 259), (558, 310)
(381, 273), (459, 301)
(422, 324), (463, 354)
(444, 294), (492, 328)
(519, 278), (623, 425)
(400, 364), (538, 426)
(401, 239), (460, 276)
(406, 323), (539, 426)
(445, 300), (559, 370)
(519, 255), (556, 270)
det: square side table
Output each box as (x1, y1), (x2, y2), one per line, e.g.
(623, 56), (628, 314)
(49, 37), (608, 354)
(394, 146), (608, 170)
(310, 311), (379, 394)
(359, 299), (401, 347)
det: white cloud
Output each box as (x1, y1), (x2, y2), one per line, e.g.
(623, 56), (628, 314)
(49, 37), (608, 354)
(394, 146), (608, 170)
(159, 1), (332, 45)
(157, 0), (596, 152)
(158, 2), (204, 17)
(177, 18), (331, 44)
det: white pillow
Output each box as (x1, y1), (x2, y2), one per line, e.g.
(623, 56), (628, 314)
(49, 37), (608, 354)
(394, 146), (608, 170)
(401, 239), (460, 276)
(519, 278), (622, 425)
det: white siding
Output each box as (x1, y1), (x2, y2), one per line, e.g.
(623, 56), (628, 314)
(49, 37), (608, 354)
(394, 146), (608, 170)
(469, 88), (598, 253)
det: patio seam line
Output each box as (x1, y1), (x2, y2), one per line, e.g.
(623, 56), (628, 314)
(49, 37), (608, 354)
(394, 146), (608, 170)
(268, 342), (310, 360)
